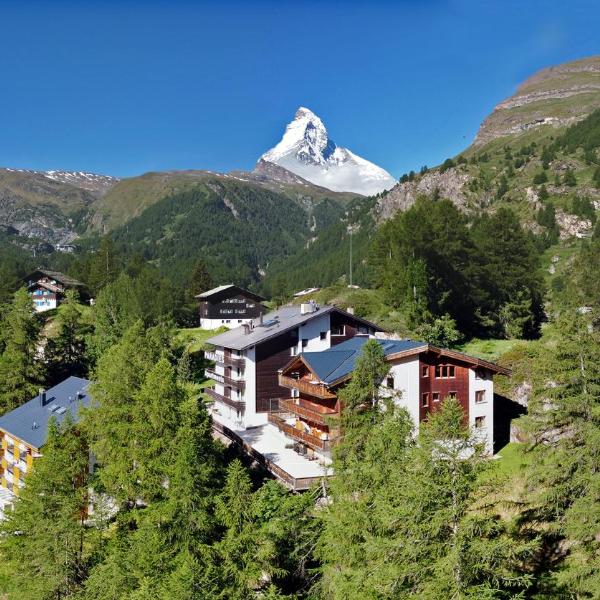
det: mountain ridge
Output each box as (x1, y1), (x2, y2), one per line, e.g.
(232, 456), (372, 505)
(260, 106), (396, 195)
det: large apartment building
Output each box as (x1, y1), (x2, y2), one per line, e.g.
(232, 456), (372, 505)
(205, 301), (380, 430)
(0, 377), (91, 504)
(274, 335), (509, 459)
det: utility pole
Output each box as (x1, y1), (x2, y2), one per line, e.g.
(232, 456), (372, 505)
(349, 226), (353, 287)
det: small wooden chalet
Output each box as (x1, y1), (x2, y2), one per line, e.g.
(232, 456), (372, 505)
(197, 284), (267, 329)
(24, 269), (87, 312)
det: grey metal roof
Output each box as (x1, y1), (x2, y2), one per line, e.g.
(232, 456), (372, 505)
(195, 284), (265, 302)
(207, 305), (337, 350)
(301, 337), (427, 384)
(24, 269), (85, 288)
(207, 303), (383, 351)
(0, 377), (91, 449)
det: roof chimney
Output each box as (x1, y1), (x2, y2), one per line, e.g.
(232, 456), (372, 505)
(242, 323), (251, 335)
(39, 388), (46, 406)
(347, 306), (355, 315)
(301, 301), (318, 315)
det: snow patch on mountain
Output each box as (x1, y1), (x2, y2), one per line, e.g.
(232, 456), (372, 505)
(259, 107), (396, 196)
(43, 170), (119, 193)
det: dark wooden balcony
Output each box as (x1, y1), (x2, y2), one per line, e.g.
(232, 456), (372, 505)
(205, 369), (246, 390)
(278, 374), (336, 400)
(205, 387), (245, 411)
(204, 350), (245, 370)
(279, 398), (338, 425)
(268, 412), (331, 451)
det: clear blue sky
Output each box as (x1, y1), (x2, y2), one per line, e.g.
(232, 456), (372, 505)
(0, 0), (598, 178)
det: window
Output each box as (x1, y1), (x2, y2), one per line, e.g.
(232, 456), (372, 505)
(320, 331), (327, 341)
(435, 365), (455, 379)
(302, 339), (308, 349)
(475, 416), (486, 428)
(448, 391), (457, 400)
(331, 325), (344, 336)
(386, 376), (395, 389)
(290, 346), (298, 356)
(475, 369), (486, 380)
(358, 325), (369, 334)
(432, 392), (440, 402)
(421, 365), (429, 377)
(475, 390), (486, 403)
(421, 392), (429, 407)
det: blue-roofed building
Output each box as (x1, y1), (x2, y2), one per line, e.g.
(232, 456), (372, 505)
(0, 376), (91, 496)
(269, 335), (510, 475)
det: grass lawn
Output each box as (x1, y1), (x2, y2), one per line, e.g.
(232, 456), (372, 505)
(492, 442), (530, 477)
(175, 326), (224, 353)
(458, 338), (525, 362)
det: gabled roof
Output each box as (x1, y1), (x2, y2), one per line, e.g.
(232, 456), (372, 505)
(299, 337), (427, 385)
(281, 336), (510, 387)
(24, 269), (85, 289)
(195, 284), (266, 303)
(207, 305), (382, 351)
(0, 377), (91, 450)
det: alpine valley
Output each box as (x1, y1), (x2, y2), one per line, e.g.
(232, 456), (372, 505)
(3, 55), (600, 301)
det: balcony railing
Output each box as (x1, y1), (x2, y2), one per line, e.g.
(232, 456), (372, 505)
(205, 387), (245, 411)
(205, 351), (245, 369)
(268, 412), (331, 452)
(278, 375), (337, 400)
(205, 369), (246, 390)
(279, 398), (338, 425)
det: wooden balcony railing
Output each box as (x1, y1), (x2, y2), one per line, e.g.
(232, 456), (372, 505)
(205, 387), (245, 411)
(205, 369), (246, 390)
(279, 398), (338, 425)
(204, 351), (245, 370)
(278, 375), (336, 400)
(268, 412), (331, 452)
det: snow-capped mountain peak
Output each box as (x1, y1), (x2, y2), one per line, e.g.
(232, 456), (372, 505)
(259, 106), (396, 195)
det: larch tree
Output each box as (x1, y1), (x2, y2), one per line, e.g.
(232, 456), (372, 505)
(0, 415), (94, 599)
(521, 309), (600, 597)
(45, 289), (90, 385)
(0, 287), (43, 413)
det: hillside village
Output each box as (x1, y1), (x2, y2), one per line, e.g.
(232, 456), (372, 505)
(0, 51), (600, 598)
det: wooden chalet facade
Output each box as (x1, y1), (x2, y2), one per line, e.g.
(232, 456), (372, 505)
(272, 336), (510, 463)
(197, 284), (266, 329)
(24, 269), (87, 312)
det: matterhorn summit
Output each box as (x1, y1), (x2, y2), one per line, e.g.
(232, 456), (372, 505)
(259, 107), (396, 196)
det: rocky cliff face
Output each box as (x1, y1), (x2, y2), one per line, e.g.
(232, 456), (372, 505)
(374, 168), (471, 221)
(475, 56), (600, 145)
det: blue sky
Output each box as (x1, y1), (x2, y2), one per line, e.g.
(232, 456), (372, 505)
(0, 0), (598, 178)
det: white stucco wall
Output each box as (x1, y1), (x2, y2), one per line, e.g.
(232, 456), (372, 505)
(383, 356), (421, 434)
(469, 368), (494, 454)
(200, 317), (253, 330)
(298, 312), (331, 352)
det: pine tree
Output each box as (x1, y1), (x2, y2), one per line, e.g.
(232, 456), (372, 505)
(317, 340), (415, 599)
(0, 288), (43, 413)
(45, 289), (90, 385)
(391, 399), (534, 598)
(88, 236), (119, 293)
(563, 168), (577, 187)
(522, 309), (600, 596)
(0, 415), (93, 598)
(213, 460), (281, 599)
(84, 321), (174, 506)
(188, 257), (213, 300)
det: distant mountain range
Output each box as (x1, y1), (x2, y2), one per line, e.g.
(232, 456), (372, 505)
(2, 55), (600, 290)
